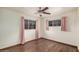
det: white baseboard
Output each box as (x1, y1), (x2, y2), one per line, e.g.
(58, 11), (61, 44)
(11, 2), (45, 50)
(0, 42), (20, 49)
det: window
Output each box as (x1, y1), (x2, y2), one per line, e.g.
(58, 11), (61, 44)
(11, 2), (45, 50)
(49, 20), (61, 26)
(24, 19), (36, 29)
(25, 20), (28, 29)
(49, 21), (53, 26)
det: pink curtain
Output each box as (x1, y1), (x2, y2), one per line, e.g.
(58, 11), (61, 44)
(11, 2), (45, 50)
(35, 19), (38, 39)
(46, 20), (49, 30)
(20, 16), (24, 44)
(61, 16), (67, 31)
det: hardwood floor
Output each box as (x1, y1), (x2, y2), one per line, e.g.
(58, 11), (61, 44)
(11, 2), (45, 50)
(0, 38), (78, 52)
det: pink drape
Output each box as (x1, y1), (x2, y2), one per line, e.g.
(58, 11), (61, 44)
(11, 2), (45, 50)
(20, 16), (25, 44)
(61, 16), (67, 31)
(35, 19), (38, 39)
(46, 20), (49, 30)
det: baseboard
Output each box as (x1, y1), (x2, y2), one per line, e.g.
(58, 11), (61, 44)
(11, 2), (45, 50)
(0, 38), (38, 50)
(42, 38), (78, 48)
(0, 43), (20, 50)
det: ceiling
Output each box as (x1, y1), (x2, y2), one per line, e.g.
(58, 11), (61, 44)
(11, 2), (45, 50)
(7, 7), (76, 17)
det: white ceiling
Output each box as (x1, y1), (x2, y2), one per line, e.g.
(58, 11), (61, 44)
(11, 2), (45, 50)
(7, 7), (76, 17)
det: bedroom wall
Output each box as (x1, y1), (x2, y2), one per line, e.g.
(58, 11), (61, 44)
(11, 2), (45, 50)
(0, 8), (36, 49)
(43, 8), (77, 46)
(77, 8), (79, 49)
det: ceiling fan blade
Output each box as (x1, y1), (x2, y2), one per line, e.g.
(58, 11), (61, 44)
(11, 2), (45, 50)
(38, 7), (42, 12)
(40, 14), (42, 17)
(39, 7), (41, 9)
(41, 7), (48, 11)
(43, 11), (51, 15)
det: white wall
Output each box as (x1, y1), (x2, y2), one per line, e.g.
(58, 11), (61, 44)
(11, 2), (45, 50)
(24, 30), (36, 42)
(43, 8), (77, 46)
(77, 8), (79, 49)
(38, 17), (45, 38)
(0, 8), (36, 49)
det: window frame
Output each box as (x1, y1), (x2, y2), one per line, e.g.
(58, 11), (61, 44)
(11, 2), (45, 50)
(24, 19), (36, 29)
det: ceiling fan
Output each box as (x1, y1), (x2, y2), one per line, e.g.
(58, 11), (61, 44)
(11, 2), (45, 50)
(37, 7), (51, 17)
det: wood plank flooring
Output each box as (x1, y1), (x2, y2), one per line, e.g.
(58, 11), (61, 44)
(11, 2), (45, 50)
(0, 38), (78, 52)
